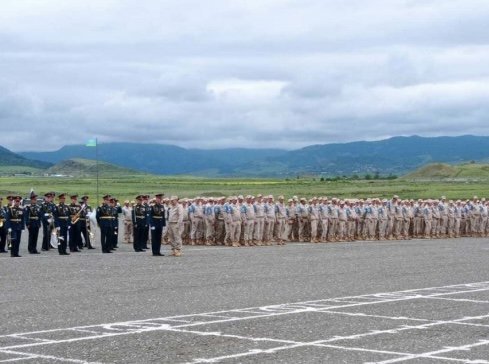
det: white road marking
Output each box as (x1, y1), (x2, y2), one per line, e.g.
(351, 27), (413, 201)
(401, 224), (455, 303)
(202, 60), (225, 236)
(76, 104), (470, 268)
(2, 280), (489, 363)
(0, 349), (102, 364)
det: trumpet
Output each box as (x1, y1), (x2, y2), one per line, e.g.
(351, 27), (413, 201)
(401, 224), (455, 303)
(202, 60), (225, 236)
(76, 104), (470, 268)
(71, 204), (87, 224)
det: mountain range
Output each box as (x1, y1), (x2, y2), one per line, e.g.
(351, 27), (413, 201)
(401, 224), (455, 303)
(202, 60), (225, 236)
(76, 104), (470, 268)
(11, 135), (489, 177)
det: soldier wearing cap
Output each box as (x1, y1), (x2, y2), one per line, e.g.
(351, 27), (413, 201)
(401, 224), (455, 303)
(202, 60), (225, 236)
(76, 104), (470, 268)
(231, 197), (241, 247)
(204, 198), (216, 246)
(0, 197), (7, 253)
(149, 193), (166, 256)
(24, 191), (42, 254)
(54, 193), (70, 255)
(142, 195), (151, 249)
(68, 194), (82, 252)
(79, 195), (95, 249)
(378, 199), (388, 240)
(253, 194), (265, 245)
(122, 200), (133, 244)
(109, 197), (121, 250)
(96, 194), (114, 253)
(6, 196), (24, 257)
(41, 192), (57, 251)
(167, 196), (183, 256)
(132, 195), (148, 252)
(275, 196), (287, 245)
(189, 197), (204, 245)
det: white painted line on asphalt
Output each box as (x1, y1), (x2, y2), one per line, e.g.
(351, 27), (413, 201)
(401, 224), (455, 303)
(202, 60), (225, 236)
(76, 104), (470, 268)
(422, 296), (489, 304)
(0, 349), (102, 364)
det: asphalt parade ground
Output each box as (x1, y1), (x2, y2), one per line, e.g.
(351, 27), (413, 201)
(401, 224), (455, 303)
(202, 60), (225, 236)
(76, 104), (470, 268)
(1, 236), (489, 363)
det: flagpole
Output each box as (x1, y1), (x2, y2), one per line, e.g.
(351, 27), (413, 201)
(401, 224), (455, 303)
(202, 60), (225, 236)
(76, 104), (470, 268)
(96, 138), (99, 203)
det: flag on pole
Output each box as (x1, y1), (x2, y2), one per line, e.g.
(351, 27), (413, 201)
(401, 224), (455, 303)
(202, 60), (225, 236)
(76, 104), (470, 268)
(86, 138), (97, 147)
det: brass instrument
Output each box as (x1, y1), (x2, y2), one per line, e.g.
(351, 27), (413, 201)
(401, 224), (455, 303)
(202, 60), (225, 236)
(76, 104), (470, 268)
(0, 219), (3, 228)
(71, 204), (86, 224)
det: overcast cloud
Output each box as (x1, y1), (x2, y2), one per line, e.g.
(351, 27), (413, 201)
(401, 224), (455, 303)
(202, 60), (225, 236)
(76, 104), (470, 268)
(1, 0), (489, 151)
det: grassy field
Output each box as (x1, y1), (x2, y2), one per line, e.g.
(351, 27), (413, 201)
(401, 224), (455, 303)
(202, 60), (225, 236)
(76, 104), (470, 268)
(0, 175), (487, 202)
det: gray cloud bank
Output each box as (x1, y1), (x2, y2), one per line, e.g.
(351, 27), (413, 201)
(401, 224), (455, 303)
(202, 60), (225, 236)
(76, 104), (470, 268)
(1, 0), (489, 151)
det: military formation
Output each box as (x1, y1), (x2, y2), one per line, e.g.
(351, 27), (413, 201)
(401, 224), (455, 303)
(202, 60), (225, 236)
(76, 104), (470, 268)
(1, 192), (488, 257)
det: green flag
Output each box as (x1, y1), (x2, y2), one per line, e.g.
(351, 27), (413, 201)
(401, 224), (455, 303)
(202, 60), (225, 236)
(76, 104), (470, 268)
(86, 138), (97, 147)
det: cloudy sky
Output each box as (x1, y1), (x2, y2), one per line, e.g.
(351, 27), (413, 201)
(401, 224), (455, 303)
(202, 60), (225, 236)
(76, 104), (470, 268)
(1, 0), (489, 151)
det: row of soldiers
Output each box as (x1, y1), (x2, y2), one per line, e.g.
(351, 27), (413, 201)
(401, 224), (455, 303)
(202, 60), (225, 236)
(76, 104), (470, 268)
(2, 192), (488, 257)
(0, 192), (95, 257)
(121, 194), (489, 247)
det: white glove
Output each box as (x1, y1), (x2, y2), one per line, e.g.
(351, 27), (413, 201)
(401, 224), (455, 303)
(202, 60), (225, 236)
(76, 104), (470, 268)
(44, 213), (49, 217)
(56, 227), (60, 231)
(151, 226), (155, 230)
(8, 228), (12, 233)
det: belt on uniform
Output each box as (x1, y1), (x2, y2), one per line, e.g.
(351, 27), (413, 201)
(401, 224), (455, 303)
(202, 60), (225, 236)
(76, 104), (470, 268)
(10, 219), (21, 222)
(135, 215), (145, 218)
(78, 218), (86, 221)
(58, 216), (69, 220)
(29, 217), (39, 220)
(169, 221), (179, 224)
(100, 216), (114, 219)
(152, 216), (163, 219)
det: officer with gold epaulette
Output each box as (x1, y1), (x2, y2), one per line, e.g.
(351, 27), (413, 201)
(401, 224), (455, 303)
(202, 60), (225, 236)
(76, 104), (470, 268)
(149, 193), (166, 256)
(41, 192), (57, 251)
(68, 194), (82, 252)
(55, 193), (70, 255)
(109, 197), (121, 250)
(96, 194), (113, 253)
(132, 195), (148, 252)
(6, 195), (25, 257)
(24, 191), (42, 254)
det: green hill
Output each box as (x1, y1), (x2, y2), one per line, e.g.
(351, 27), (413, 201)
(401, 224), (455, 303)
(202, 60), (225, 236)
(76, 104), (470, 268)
(45, 158), (147, 177)
(403, 162), (489, 180)
(0, 145), (52, 175)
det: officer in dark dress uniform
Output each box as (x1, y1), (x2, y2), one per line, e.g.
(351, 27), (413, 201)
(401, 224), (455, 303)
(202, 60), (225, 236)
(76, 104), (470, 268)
(80, 195), (95, 249)
(132, 195), (148, 252)
(108, 197), (119, 250)
(24, 191), (42, 254)
(96, 195), (113, 253)
(41, 192), (57, 251)
(6, 196), (25, 257)
(142, 195), (151, 249)
(149, 193), (166, 256)
(68, 194), (82, 252)
(0, 197), (7, 253)
(55, 193), (70, 255)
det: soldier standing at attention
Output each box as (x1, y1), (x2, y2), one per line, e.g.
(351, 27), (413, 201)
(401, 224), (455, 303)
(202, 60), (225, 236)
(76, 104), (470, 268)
(68, 194), (82, 252)
(96, 194), (113, 253)
(24, 191), (42, 254)
(79, 196), (95, 249)
(132, 195), (148, 252)
(41, 192), (56, 251)
(0, 197), (7, 253)
(168, 196), (183, 256)
(253, 195), (265, 245)
(6, 196), (24, 257)
(308, 198), (320, 243)
(204, 198), (216, 246)
(55, 194), (70, 255)
(149, 193), (166, 256)
(275, 195), (287, 245)
(122, 200), (133, 244)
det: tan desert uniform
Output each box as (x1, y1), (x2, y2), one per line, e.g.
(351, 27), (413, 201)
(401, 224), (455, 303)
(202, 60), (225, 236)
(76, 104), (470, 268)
(337, 203), (347, 241)
(364, 203), (376, 240)
(387, 200), (396, 239)
(168, 197), (183, 255)
(413, 201), (423, 238)
(402, 203), (412, 239)
(274, 197), (287, 244)
(319, 201), (329, 242)
(264, 200), (276, 244)
(286, 201), (295, 241)
(423, 203), (433, 238)
(253, 198), (265, 243)
(223, 200), (234, 246)
(121, 203), (133, 243)
(308, 201), (320, 243)
(181, 201), (190, 244)
(204, 201), (216, 245)
(447, 202), (455, 237)
(431, 203), (440, 237)
(346, 203), (356, 241)
(296, 200), (308, 242)
(438, 200), (448, 237)
(480, 202), (488, 237)
(378, 202), (388, 240)
(242, 200), (255, 245)
(454, 202), (462, 237)
(231, 201), (241, 246)
(329, 202), (339, 242)
(189, 201), (204, 244)
(393, 201), (404, 239)
(214, 201), (225, 245)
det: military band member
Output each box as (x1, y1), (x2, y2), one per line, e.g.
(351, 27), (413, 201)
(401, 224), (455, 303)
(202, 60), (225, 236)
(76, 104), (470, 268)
(68, 194), (82, 252)
(109, 198), (121, 250)
(24, 191), (42, 254)
(0, 197), (8, 253)
(149, 193), (166, 256)
(80, 195), (95, 249)
(41, 192), (56, 251)
(96, 194), (113, 253)
(142, 195), (151, 249)
(55, 193), (70, 255)
(6, 196), (25, 257)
